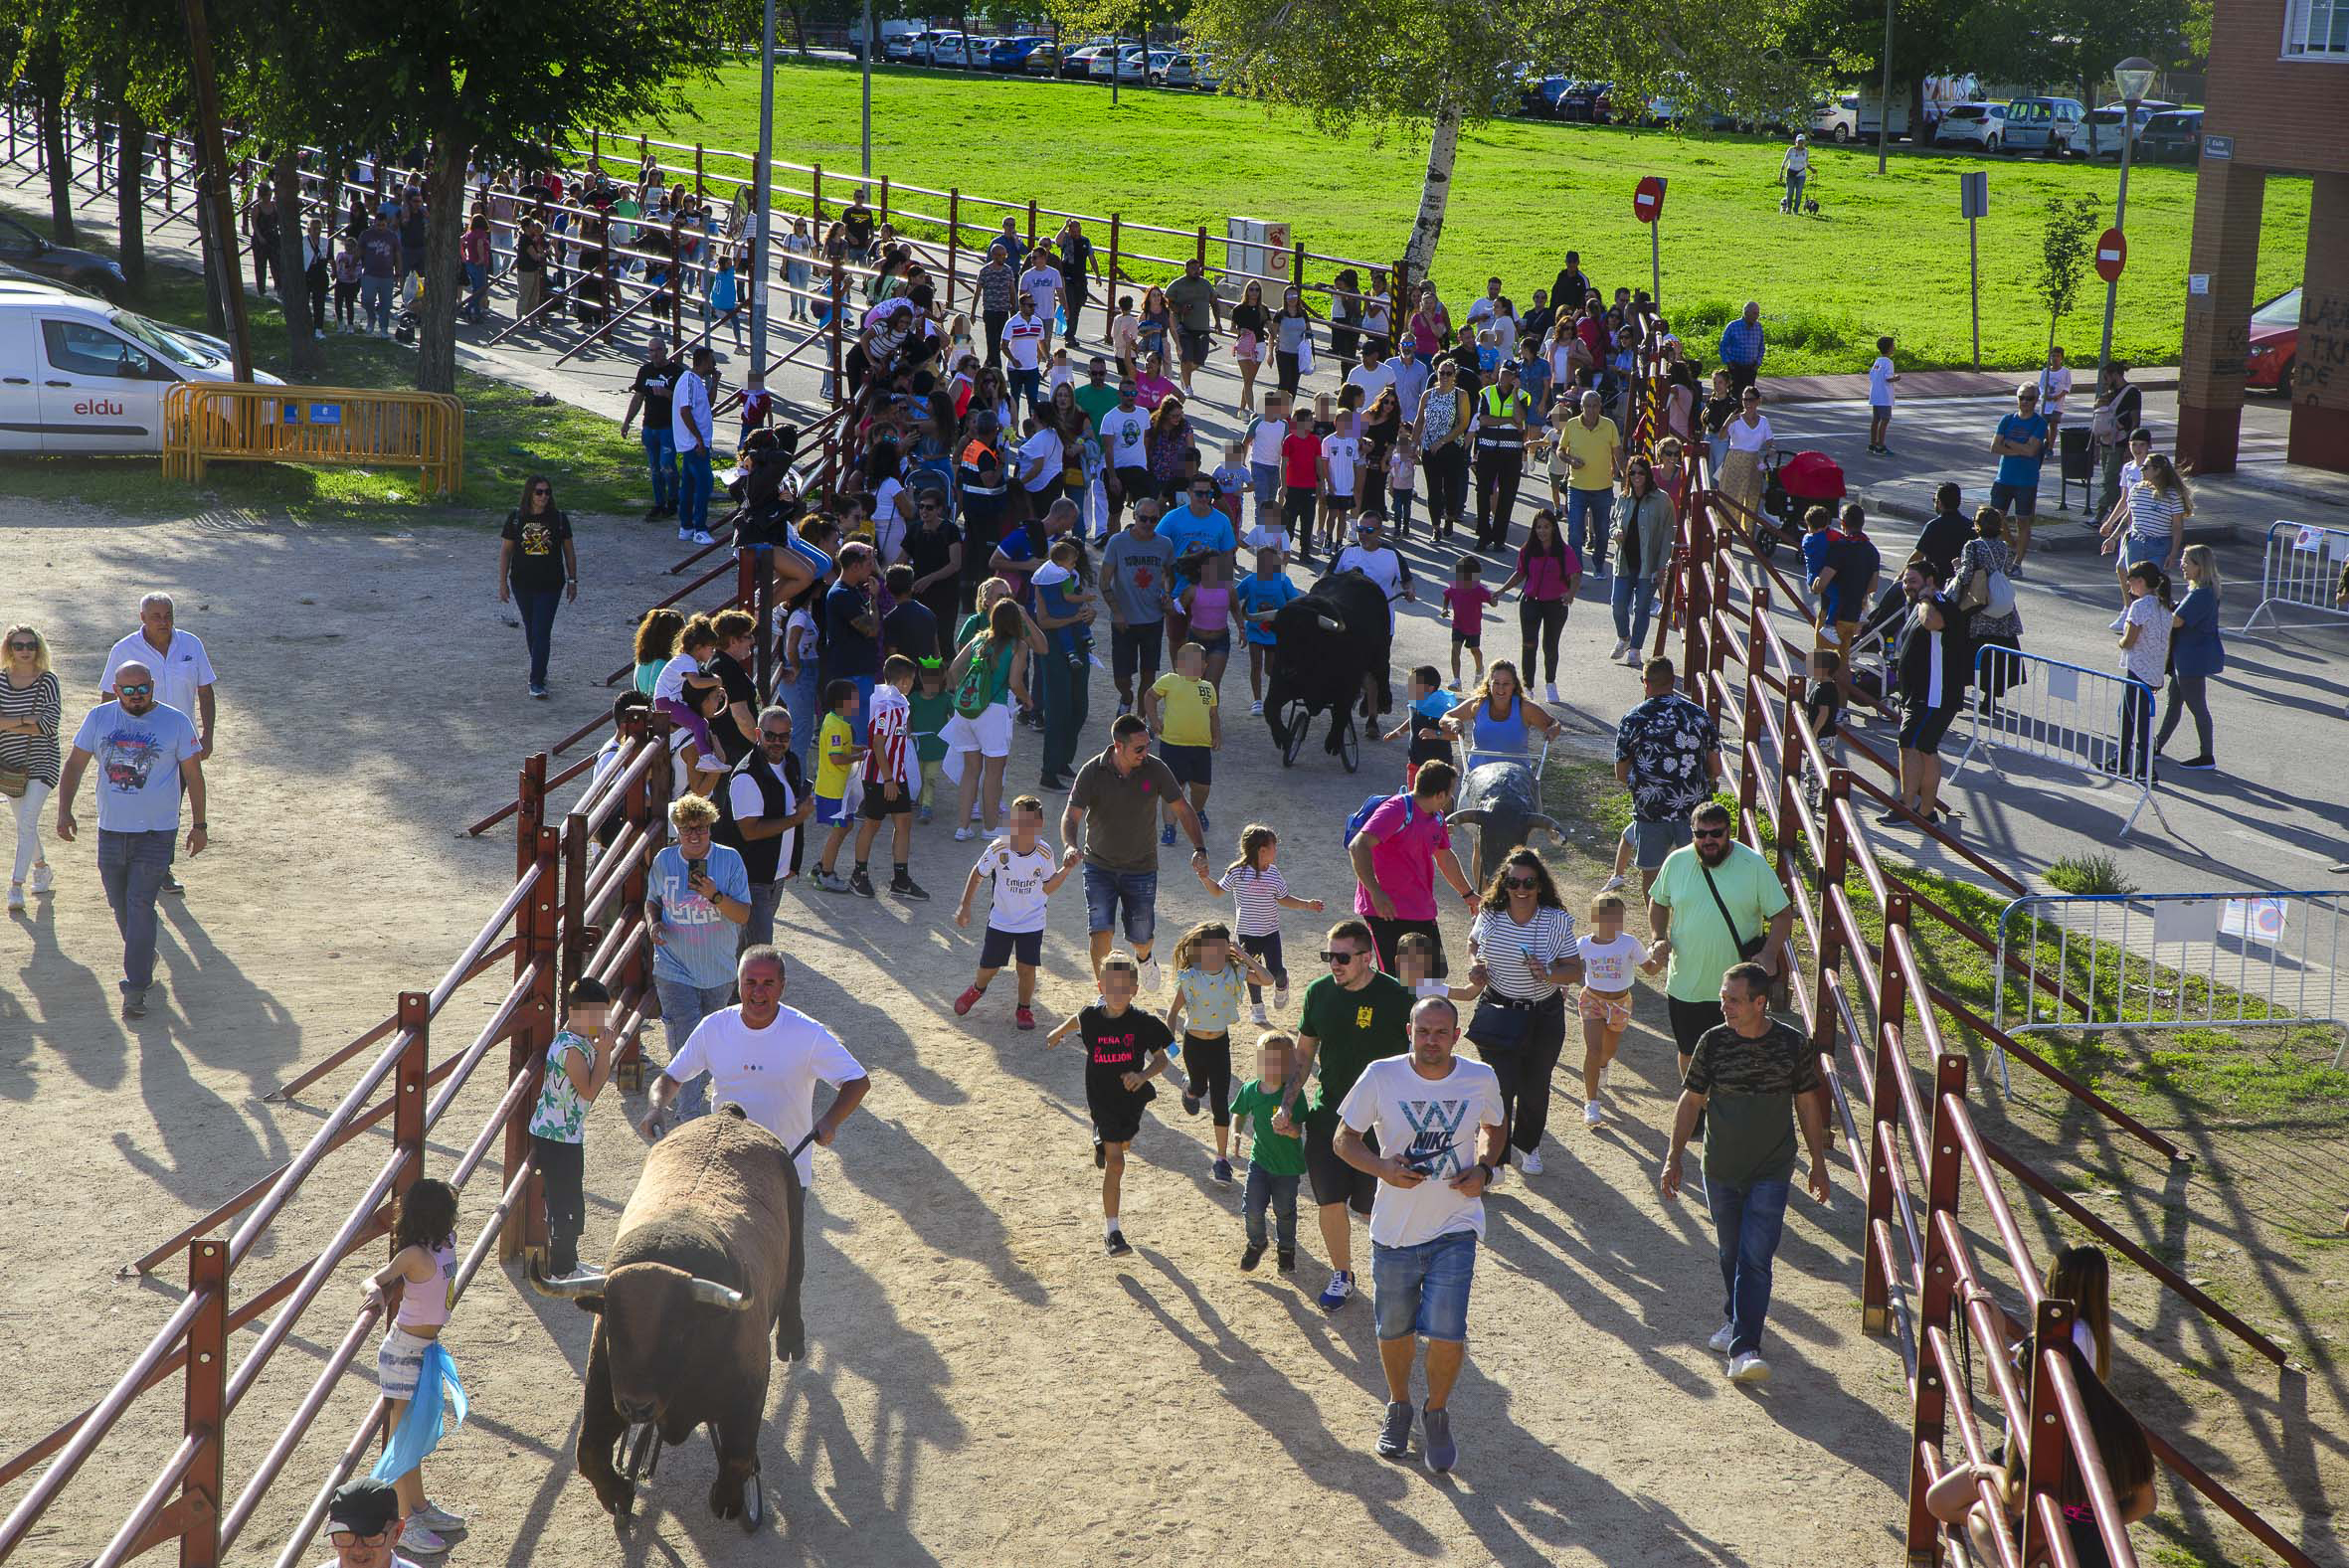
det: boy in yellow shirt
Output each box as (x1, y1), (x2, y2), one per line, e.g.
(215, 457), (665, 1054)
(807, 679), (869, 895)
(1143, 641), (1220, 844)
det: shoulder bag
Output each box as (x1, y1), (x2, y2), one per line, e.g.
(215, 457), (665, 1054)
(1699, 854), (1789, 1008)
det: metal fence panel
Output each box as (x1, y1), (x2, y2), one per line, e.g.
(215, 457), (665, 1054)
(1949, 646), (2169, 837)
(2237, 520), (2349, 634)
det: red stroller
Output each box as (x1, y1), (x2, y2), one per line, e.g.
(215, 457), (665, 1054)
(1759, 448), (1847, 558)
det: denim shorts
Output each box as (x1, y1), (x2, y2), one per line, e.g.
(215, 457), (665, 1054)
(1632, 815), (1692, 869)
(1371, 1229), (1478, 1342)
(1989, 479), (2039, 518)
(1083, 863), (1158, 947)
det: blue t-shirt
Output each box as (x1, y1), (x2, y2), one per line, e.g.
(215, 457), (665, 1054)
(71, 701), (200, 834)
(1801, 530), (1834, 589)
(650, 842), (752, 988)
(1161, 506), (1236, 573)
(1234, 574), (1300, 645)
(1995, 414), (2049, 489)
(1033, 566), (1085, 657)
(823, 582), (880, 679)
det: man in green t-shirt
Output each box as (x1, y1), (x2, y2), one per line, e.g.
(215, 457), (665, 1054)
(1072, 356), (1122, 434)
(1164, 257), (1223, 397)
(1274, 918), (1412, 1313)
(1660, 961), (1830, 1385)
(1647, 799), (1791, 1078)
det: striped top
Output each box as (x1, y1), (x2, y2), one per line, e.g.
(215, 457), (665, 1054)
(2124, 482), (2184, 543)
(1470, 905), (1578, 1001)
(1218, 862), (1289, 939)
(0, 669), (62, 787)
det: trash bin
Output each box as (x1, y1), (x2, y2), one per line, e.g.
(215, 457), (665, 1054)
(2058, 425), (2095, 512)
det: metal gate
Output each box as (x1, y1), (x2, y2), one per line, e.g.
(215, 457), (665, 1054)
(1990, 890), (2349, 1095)
(1949, 647), (2170, 837)
(2237, 520), (2349, 634)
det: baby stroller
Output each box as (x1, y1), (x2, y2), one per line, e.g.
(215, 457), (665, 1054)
(1263, 573), (1393, 775)
(1759, 448), (1846, 559)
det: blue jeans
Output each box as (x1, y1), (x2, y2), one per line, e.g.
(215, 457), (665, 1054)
(1250, 460), (1282, 526)
(2116, 680), (2155, 777)
(1040, 647), (1089, 781)
(1706, 1175), (1792, 1358)
(677, 446), (713, 531)
(461, 261), (489, 319)
(1566, 487), (1613, 570)
(359, 275), (394, 332)
(1370, 1229), (1477, 1342)
(1244, 1166), (1300, 1251)
(639, 427), (677, 511)
(655, 976), (737, 1121)
(1082, 863), (1158, 949)
(514, 587), (561, 687)
(743, 880), (786, 951)
(96, 828), (176, 993)
(1610, 573), (1658, 650)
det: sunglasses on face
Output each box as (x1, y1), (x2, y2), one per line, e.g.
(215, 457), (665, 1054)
(1692, 825), (1728, 840)
(760, 730), (791, 743)
(1505, 876), (1539, 889)
(1321, 949), (1363, 964)
(7, 640), (37, 651)
(329, 1529), (392, 1547)
(117, 683), (153, 696)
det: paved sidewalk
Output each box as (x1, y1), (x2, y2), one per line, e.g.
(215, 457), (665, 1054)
(1764, 365), (2181, 405)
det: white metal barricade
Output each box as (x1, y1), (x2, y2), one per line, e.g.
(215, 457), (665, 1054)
(1990, 890), (2349, 1096)
(1949, 647), (2170, 836)
(2237, 520), (2349, 633)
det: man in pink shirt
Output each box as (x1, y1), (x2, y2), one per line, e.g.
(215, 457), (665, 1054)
(1346, 761), (1478, 974)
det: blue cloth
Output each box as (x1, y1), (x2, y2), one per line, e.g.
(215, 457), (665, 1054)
(1706, 1175), (1791, 1358)
(1235, 574), (1300, 646)
(639, 427), (676, 509)
(70, 702), (199, 834)
(2170, 585), (2225, 677)
(649, 843), (751, 988)
(1565, 486), (1612, 561)
(1371, 1229), (1478, 1342)
(1717, 316), (1765, 370)
(656, 976), (738, 1120)
(1083, 863), (1158, 948)
(823, 583), (881, 679)
(1994, 413), (2049, 488)
(678, 446), (713, 531)
(1800, 530), (1833, 588)
(1161, 506), (1236, 593)
(372, 1339), (466, 1481)
(1244, 1166), (1300, 1251)
(1610, 572), (1657, 651)
(97, 828), (175, 991)
(709, 268), (739, 312)
(515, 588), (560, 687)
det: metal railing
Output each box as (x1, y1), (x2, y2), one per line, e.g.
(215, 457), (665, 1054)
(2236, 520), (2349, 634)
(161, 382), (464, 496)
(1949, 647), (2170, 838)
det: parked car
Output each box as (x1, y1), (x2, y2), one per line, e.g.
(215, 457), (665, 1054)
(1091, 44), (1148, 82)
(1062, 43), (1117, 78)
(1018, 39), (1061, 74)
(2246, 286), (2300, 393)
(2081, 99), (2176, 157)
(2003, 96), (2087, 155)
(1523, 75), (1573, 117)
(1557, 80), (1613, 122)
(1148, 52), (1200, 87)
(882, 31), (921, 60)
(1814, 92), (1911, 142)
(1191, 51), (1224, 90)
(2138, 107), (2204, 162)
(1930, 101), (2010, 150)
(0, 287), (280, 452)
(0, 214), (128, 302)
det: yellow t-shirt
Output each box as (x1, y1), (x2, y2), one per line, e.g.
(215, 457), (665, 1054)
(814, 712), (856, 797)
(1564, 416), (1622, 491)
(1151, 672), (1217, 748)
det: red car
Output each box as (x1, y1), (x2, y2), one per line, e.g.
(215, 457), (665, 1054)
(2246, 286), (2299, 393)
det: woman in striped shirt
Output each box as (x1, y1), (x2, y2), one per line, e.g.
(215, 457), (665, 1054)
(1195, 824), (1324, 1025)
(1463, 846), (1583, 1176)
(2104, 452), (2191, 600)
(1, 622), (62, 911)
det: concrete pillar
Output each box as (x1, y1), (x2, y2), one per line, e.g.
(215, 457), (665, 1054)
(2177, 158), (2266, 474)
(2287, 171), (2349, 473)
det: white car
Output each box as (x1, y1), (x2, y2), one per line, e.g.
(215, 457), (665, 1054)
(1813, 92), (1910, 142)
(2081, 99), (2177, 157)
(0, 286), (278, 453)
(1931, 101), (2010, 150)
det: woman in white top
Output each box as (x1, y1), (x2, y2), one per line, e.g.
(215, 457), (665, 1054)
(2112, 561), (2173, 780)
(2105, 452), (2190, 593)
(2037, 345), (2074, 433)
(1716, 384), (1776, 524)
(1780, 135), (1812, 213)
(1462, 846), (1583, 1175)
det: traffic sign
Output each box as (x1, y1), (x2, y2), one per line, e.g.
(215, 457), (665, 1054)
(1633, 175), (1667, 224)
(1958, 170), (1988, 221)
(2094, 228), (2127, 282)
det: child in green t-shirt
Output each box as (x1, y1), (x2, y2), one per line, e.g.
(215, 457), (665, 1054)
(908, 660), (953, 825)
(527, 977), (617, 1279)
(1227, 1032), (1308, 1273)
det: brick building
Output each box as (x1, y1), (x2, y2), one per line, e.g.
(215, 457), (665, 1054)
(2179, 0), (2349, 473)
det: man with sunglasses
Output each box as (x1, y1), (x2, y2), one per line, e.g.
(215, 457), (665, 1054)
(1613, 655), (1722, 897)
(102, 592), (217, 896)
(1646, 800), (1792, 1083)
(55, 660), (207, 1020)
(1274, 918), (1414, 1314)
(311, 1477), (425, 1568)
(1097, 381), (1152, 529)
(716, 705), (813, 949)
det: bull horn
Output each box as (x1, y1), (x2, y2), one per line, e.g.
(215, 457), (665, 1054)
(685, 1278), (753, 1311)
(1528, 813), (1561, 839)
(1447, 808), (1488, 828)
(1317, 614), (1343, 631)
(527, 1260), (605, 1301)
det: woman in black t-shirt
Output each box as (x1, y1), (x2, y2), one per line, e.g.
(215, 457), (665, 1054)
(1229, 280), (1269, 415)
(498, 475), (577, 698)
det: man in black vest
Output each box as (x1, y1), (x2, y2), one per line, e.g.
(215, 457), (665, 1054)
(715, 705), (812, 949)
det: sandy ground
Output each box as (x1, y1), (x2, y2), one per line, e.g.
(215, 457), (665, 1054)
(0, 499), (1944, 1567)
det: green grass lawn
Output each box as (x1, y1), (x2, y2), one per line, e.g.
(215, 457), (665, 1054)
(629, 58), (2311, 377)
(0, 216), (638, 521)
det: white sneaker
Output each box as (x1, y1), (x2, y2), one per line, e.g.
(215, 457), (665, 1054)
(1622, 648), (1645, 667)
(686, 530), (716, 546)
(1583, 1100), (1602, 1127)
(1446, 677), (1462, 691)
(398, 1523), (451, 1554)
(1544, 683), (1561, 704)
(1139, 958), (1163, 994)
(412, 1499), (467, 1531)
(30, 863), (52, 894)
(1599, 873), (1628, 893)
(1610, 638), (1629, 660)
(6, 884), (21, 912)
(1708, 1323), (1736, 1354)
(954, 824), (975, 842)
(1274, 984), (1290, 1011)
(1249, 698), (1264, 716)
(1728, 1351), (1772, 1384)
(1519, 1147), (1544, 1175)
(1251, 1002), (1270, 1025)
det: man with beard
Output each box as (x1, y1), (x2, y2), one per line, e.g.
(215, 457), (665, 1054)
(1645, 799), (1791, 1082)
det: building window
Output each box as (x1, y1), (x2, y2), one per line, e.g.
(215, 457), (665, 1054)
(2284, 0), (2349, 56)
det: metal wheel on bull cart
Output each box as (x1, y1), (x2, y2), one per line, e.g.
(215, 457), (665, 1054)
(1338, 711), (1361, 773)
(624, 1421), (663, 1481)
(1281, 701), (1311, 767)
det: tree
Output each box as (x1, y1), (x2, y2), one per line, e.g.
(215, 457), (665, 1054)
(1792, 0), (1996, 126)
(1970, 0), (2191, 154)
(2033, 193), (2100, 360)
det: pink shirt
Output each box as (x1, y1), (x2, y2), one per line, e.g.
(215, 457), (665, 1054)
(1517, 542), (1582, 603)
(1351, 794), (1453, 923)
(1187, 582), (1232, 634)
(1443, 582), (1496, 638)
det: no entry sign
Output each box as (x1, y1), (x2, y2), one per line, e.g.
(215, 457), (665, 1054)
(1633, 175), (1667, 224)
(2094, 228), (2127, 282)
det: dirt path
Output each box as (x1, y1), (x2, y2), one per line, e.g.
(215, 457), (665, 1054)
(1, 504), (1914, 1566)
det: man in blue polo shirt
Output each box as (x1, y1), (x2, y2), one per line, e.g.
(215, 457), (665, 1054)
(1988, 383), (2050, 577)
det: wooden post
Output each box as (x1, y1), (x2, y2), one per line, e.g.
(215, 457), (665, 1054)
(1776, 670), (1805, 881)
(1290, 240), (1304, 294)
(505, 821), (559, 1261)
(1860, 891), (1909, 1336)
(1680, 503), (1710, 703)
(2019, 1298), (2080, 1568)
(393, 991), (431, 1208)
(177, 1235), (229, 1567)
(1819, 772), (1852, 973)
(591, 127), (600, 174)
(1107, 214), (1121, 302)
(1908, 1051), (1971, 1563)
(694, 141), (705, 197)
(637, 132), (648, 173)
(161, 134), (173, 210)
(827, 260), (844, 408)
(1026, 197), (1036, 250)
(812, 161), (824, 226)
(946, 188), (960, 309)
(879, 173), (890, 230)
(1737, 587), (1767, 826)
(561, 811), (589, 1000)
(613, 735), (654, 1090)
(517, 754), (547, 883)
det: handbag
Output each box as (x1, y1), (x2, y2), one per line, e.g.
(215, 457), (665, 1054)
(0, 766), (25, 799)
(1465, 996), (1532, 1050)
(1700, 856), (1790, 1008)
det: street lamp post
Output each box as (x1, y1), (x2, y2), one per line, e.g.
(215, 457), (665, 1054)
(749, 0), (776, 387)
(1875, 0), (1895, 176)
(860, 0), (874, 180)
(2094, 55), (2157, 389)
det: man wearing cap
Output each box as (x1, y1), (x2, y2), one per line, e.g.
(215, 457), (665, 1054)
(1334, 514), (1415, 632)
(1987, 382), (2049, 577)
(101, 592), (217, 895)
(315, 1477), (427, 1568)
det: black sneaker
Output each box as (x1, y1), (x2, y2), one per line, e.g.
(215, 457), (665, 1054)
(1093, 1135), (1107, 1169)
(1181, 1089), (1202, 1117)
(890, 874), (931, 901)
(1276, 1247), (1296, 1272)
(2178, 755), (2216, 770)
(848, 869), (877, 898)
(1240, 1245), (1264, 1272)
(1376, 1399), (1414, 1461)
(1105, 1230), (1133, 1258)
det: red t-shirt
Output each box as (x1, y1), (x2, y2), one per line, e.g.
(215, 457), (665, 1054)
(1281, 432), (1321, 489)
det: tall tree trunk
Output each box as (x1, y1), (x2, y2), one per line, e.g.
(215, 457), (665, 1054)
(790, 2), (809, 57)
(274, 148), (322, 379)
(116, 105), (148, 296)
(1400, 99), (1461, 291)
(38, 92), (77, 245)
(414, 136), (470, 395)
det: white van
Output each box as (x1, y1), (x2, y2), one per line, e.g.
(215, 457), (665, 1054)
(0, 286), (277, 453)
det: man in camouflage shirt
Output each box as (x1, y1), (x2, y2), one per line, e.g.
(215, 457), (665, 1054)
(977, 243), (1019, 370)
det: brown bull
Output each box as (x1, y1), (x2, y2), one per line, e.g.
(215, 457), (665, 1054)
(531, 1106), (806, 1530)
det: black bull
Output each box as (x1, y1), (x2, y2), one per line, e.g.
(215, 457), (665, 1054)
(1263, 572), (1394, 754)
(1447, 759), (1562, 887)
(530, 1107), (806, 1530)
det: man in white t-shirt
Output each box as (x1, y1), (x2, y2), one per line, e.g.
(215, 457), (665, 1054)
(1098, 383), (1151, 524)
(641, 947), (869, 1185)
(101, 591), (218, 896)
(1334, 515), (1414, 630)
(1336, 995), (1505, 1474)
(1019, 246), (1063, 346)
(1346, 341), (1395, 407)
(1002, 297), (1048, 417)
(670, 345), (718, 546)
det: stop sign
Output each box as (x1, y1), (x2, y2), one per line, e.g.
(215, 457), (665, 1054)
(2094, 228), (2126, 282)
(1633, 175), (1667, 224)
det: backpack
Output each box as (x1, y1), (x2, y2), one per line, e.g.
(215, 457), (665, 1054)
(952, 642), (995, 719)
(1344, 791), (1412, 847)
(1983, 563), (2018, 619)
